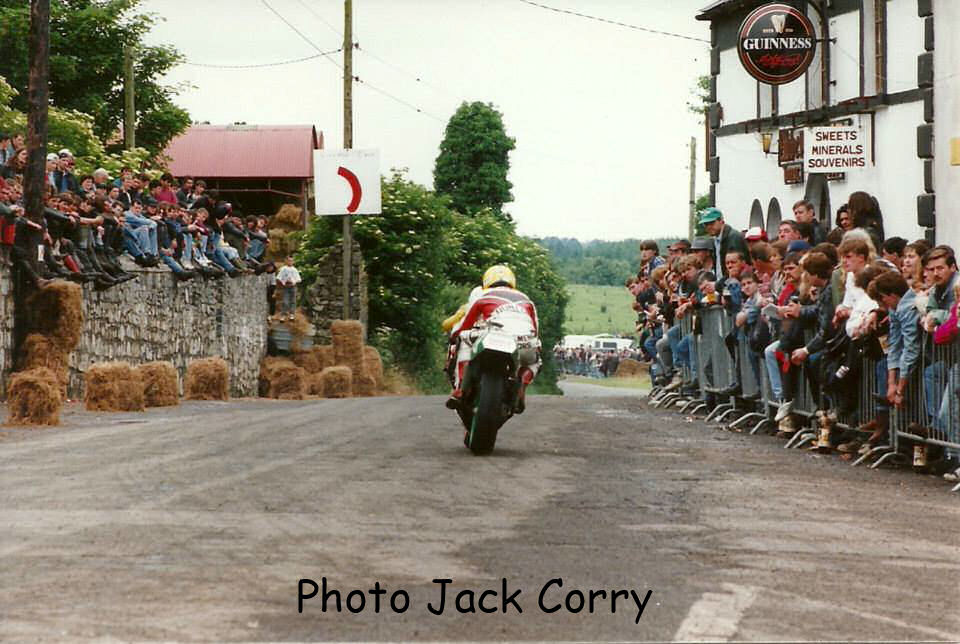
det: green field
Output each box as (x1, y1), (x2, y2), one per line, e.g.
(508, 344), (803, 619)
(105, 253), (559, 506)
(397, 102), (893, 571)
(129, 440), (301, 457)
(563, 284), (639, 336)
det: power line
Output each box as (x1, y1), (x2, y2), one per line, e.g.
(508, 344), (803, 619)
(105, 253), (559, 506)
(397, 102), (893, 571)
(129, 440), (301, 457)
(517, 0), (710, 44)
(260, 0), (446, 123)
(183, 49), (342, 69)
(261, 0), (343, 68)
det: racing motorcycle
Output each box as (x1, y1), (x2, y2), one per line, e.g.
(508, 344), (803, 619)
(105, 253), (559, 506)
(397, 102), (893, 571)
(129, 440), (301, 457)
(449, 307), (541, 455)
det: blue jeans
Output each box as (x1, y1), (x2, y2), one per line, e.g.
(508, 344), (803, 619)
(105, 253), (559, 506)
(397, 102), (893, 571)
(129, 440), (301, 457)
(247, 238), (265, 261)
(122, 226), (149, 258)
(764, 340), (783, 400)
(123, 213), (158, 255)
(933, 362), (960, 461)
(160, 253), (186, 274)
(280, 286), (296, 314)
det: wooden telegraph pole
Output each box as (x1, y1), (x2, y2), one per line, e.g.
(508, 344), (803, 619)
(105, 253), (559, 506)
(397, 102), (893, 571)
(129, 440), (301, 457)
(688, 136), (697, 240)
(124, 45), (136, 149)
(24, 0), (50, 226)
(341, 0), (353, 320)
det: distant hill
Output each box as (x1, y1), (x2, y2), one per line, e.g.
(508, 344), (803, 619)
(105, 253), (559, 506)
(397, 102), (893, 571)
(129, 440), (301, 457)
(533, 237), (681, 286)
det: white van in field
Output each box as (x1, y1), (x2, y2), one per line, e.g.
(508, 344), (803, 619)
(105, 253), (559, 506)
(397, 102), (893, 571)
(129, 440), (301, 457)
(562, 334), (634, 351)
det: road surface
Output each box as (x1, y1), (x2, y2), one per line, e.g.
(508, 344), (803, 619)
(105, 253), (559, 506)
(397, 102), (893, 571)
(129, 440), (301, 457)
(1, 393), (958, 641)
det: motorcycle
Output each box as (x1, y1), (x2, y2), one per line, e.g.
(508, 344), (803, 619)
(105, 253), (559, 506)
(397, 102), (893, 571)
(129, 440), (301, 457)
(450, 307), (541, 454)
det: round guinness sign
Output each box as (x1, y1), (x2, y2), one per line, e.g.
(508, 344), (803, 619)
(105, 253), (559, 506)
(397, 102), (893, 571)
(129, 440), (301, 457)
(737, 3), (817, 85)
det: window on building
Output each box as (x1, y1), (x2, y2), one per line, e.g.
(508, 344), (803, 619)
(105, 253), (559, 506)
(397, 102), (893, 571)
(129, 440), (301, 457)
(862, 0), (887, 96)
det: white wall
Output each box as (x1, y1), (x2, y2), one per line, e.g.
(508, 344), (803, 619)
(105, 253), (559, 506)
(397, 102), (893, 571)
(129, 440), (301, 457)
(934, 0), (960, 248)
(886, 0), (924, 93)
(715, 101), (925, 242)
(718, 48), (756, 124)
(829, 10), (861, 104)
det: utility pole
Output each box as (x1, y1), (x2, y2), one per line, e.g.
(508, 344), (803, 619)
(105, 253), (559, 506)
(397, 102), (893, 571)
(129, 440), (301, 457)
(24, 0), (50, 226)
(688, 136), (697, 240)
(341, 0), (353, 320)
(123, 45), (136, 149)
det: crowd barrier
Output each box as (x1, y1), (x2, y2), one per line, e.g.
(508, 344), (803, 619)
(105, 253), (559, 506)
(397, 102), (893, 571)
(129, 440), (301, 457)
(649, 305), (960, 494)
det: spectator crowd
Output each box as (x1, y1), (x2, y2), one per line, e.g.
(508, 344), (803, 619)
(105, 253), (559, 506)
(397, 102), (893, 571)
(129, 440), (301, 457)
(626, 194), (960, 486)
(0, 135), (275, 290)
(554, 346), (644, 378)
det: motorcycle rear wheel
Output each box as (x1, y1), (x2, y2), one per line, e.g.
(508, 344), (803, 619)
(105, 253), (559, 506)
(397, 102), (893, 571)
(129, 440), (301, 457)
(467, 370), (505, 455)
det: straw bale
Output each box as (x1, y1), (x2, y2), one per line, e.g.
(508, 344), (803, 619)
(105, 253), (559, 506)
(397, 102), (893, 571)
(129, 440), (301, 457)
(314, 345), (334, 371)
(26, 281), (84, 351)
(19, 333), (69, 396)
(291, 348), (323, 374)
(354, 373), (377, 397)
(273, 204), (303, 231)
(6, 368), (61, 426)
(137, 362), (180, 407)
(288, 311), (314, 351)
(320, 366), (353, 398)
(184, 358), (230, 401)
(331, 320), (366, 380)
(362, 346), (384, 390)
(85, 361), (144, 412)
(258, 356), (305, 399)
(615, 358), (644, 378)
(305, 372), (326, 396)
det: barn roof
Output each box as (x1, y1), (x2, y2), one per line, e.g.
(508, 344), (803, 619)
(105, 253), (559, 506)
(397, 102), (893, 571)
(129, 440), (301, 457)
(163, 124), (323, 179)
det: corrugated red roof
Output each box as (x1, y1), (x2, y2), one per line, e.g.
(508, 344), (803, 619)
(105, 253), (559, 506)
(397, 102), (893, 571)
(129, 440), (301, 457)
(163, 124), (323, 179)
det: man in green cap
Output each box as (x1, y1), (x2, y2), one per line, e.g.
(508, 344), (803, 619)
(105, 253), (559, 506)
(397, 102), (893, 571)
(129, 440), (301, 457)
(698, 207), (750, 279)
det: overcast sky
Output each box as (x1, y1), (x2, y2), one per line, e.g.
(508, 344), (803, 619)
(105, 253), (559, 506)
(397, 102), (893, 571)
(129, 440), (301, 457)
(142, 0), (711, 241)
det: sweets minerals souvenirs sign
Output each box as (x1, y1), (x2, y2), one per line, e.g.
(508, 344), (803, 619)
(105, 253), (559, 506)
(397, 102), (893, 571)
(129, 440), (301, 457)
(738, 3), (817, 85)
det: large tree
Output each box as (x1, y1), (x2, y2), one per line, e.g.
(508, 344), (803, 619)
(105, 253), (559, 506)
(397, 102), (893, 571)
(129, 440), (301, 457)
(0, 0), (189, 153)
(434, 101), (515, 221)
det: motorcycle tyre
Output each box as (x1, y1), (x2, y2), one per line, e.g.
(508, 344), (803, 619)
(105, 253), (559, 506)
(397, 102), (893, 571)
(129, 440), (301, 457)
(468, 370), (504, 455)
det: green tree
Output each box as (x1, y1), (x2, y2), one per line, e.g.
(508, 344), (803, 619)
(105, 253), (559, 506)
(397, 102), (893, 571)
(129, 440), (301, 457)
(434, 101), (515, 221)
(0, 0), (190, 153)
(687, 74), (710, 121)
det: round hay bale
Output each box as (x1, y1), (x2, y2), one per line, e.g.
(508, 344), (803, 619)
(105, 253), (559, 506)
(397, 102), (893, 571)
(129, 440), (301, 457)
(136, 362), (179, 407)
(7, 368), (61, 426)
(26, 281), (84, 351)
(291, 349), (323, 374)
(185, 358), (230, 401)
(258, 356), (305, 399)
(272, 203), (303, 231)
(331, 320), (366, 380)
(84, 361), (144, 412)
(288, 311), (314, 351)
(320, 366), (352, 398)
(362, 346), (384, 390)
(19, 333), (69, 396)
(615, 358), (644, 378)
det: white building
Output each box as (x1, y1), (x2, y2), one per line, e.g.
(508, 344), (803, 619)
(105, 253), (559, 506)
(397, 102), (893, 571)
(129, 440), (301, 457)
(696, 0), (952, 245)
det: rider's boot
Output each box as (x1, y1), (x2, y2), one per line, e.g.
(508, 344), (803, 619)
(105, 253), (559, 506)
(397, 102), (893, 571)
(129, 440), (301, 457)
(445, 361), (468, 410)
(514, 366), (535, 414)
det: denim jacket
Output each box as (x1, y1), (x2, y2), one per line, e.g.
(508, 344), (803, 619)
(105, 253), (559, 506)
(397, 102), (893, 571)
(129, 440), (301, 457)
(887, 289), (921, 378)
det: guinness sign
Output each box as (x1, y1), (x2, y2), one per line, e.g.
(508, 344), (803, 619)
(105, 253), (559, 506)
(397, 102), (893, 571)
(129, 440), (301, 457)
(738, 3), (817, 85)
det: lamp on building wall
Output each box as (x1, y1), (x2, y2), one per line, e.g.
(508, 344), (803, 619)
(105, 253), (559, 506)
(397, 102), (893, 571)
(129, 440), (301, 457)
(761, 131), (778, 155)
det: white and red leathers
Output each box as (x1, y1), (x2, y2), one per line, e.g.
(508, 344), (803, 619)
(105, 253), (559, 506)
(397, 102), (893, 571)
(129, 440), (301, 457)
(449, 286), (540, 394)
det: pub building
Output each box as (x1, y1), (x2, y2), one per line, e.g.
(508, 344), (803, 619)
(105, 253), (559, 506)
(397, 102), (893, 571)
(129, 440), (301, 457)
(696, 0), (959, 245)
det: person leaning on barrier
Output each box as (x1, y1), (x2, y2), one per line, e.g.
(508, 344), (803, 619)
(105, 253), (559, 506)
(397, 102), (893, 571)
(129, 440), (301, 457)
(698, 207), (750, 279)
(929, 279), (960, 482)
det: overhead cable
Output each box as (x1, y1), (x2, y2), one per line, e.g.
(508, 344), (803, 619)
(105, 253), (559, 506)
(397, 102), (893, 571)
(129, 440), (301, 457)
(517, 0), (710, 44)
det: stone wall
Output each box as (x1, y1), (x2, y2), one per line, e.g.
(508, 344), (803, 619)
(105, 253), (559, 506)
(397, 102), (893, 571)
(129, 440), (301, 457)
(1, 263), (269, 399)
(303, 241), (368, 344)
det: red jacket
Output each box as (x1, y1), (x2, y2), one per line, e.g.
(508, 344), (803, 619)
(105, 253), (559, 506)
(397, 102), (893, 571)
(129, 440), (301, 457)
(452, 287), (538, 340)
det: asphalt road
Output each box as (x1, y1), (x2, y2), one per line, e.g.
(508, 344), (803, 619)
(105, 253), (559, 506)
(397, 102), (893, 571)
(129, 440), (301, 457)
(1, 392), (959, 641)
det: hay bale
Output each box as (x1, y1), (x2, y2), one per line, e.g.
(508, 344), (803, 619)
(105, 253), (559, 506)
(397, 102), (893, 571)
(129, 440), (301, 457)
(85, 361), (144, 412)
(291, 348), (323, 374)
(272, 203), (303, 230)
(19, 333), (69, 396)
(354, 373), (377, 397)
(314, 345), (333, 371)
(320, 366), (352, 398)
(26, 281), (84, 351)
(6, 368), (61, 426)
(615, 358), (644, 378)
(136, 361), (179, 407)
(305, 372), (326, 396)
(184, 358), (229, 401)
(331, 319), (366, 377)
(288, 311), (314, 351)
(258, 356), (305, 399)
(363, 346), (384, 390)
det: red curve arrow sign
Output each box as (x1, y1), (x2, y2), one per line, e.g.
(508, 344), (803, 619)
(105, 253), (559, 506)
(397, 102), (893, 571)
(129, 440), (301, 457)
(337, 166), (362, 213)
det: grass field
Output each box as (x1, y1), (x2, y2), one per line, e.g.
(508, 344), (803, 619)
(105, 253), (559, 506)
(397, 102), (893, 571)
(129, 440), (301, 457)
(564, 284), (638, 336)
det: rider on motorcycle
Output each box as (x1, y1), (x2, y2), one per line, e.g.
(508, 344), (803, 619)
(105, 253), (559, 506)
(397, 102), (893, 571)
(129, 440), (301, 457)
(446, 264), (540, 412)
